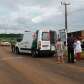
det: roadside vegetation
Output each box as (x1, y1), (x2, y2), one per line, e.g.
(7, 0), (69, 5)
(0, 33), (23, 45)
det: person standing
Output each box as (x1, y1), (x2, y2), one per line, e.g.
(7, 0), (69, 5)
(11, 40), (16, 53)
(74, 37), (82, 61)
(67, 35), (74, 63)
(55, 38), (64, 63)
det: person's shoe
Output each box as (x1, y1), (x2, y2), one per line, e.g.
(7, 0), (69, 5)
(71, 61), (75, 63)
(56, 62), (60, 64)
(67, 61), (71, 63)
(61, 61), (64, 63)
(74, 59), (76, 63)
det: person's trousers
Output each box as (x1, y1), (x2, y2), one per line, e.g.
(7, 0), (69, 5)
(76, 53), (81, 61)
(68, 49), (74, 63)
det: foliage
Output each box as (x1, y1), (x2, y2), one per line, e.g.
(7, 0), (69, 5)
(0, 33), (23, 44)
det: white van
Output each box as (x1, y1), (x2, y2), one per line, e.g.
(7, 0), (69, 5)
(14, 29), (57, 57)
(15, 31), (33, 54)
(32, 29), (57, 57)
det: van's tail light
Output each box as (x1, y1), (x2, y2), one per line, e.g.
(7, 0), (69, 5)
(38, 41), (41, 49)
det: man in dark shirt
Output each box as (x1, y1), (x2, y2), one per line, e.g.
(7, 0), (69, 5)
(67, 35), (74, 63)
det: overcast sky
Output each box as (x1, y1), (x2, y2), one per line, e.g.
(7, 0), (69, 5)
(0, 0), (84, 33)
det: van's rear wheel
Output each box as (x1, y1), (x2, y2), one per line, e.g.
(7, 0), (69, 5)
(32, 50), (38, 57)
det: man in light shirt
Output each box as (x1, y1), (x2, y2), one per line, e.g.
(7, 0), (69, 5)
(74, 37), (82, 61)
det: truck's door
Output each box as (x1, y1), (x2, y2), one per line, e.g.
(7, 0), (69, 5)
(50, 31), (57, 44)
(50, 31), (57, 51)
(19, 31), (33, 53)
(18, 34), (27, 52)
(41, 31), (50, 50)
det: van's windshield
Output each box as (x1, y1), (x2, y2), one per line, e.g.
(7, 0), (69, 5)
(42, 32), (49, 41)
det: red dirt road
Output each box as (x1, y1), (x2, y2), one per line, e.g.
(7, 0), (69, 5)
(0, 46), (84, 84)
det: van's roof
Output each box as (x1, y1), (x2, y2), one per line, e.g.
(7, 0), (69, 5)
(24, 30), (31, 32)
(40, 29), (49, 32)
(38, 29), (57, 32)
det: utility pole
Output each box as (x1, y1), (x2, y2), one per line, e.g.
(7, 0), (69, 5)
(61, 1), (70, 48)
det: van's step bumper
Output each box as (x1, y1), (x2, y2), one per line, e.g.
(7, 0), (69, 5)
(38, 50), (55, 56)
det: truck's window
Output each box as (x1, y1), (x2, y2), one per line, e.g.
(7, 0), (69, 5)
(42, 32), (49, 41)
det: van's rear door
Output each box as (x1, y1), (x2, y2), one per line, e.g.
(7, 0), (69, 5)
(50, 31), (57, 44)
(50, 31), (57, 51)
(41, 32), (50, 50)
